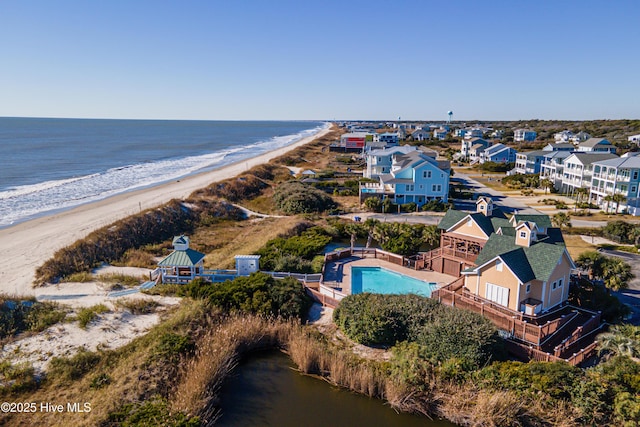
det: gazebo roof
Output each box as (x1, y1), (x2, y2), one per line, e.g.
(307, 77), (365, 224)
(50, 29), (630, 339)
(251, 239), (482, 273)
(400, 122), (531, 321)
(158, 248), (205, 267)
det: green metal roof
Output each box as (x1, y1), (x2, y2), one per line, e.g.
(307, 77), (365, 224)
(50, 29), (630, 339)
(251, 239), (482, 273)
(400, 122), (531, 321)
(158, 248), (205, 267)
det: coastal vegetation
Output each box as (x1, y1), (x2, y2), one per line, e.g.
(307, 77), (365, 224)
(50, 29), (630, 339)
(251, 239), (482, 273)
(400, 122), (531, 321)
(0, 296), (67, 340)
(273, 180), (337, 214)
(18, 125), (640, 426)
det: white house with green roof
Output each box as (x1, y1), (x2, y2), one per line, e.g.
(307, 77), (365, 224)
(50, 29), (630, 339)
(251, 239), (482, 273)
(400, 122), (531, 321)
(157, 235), (206, 284)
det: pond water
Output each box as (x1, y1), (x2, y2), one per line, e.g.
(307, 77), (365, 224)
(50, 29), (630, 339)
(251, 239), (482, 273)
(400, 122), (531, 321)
(216, 351), (457, 427)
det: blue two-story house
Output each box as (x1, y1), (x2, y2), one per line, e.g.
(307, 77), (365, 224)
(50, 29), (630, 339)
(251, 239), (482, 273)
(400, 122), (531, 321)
(360, 150), (450, 207)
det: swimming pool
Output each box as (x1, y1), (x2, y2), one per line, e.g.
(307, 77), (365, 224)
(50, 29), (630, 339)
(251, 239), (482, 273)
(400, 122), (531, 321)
(351, 267), (438, 297)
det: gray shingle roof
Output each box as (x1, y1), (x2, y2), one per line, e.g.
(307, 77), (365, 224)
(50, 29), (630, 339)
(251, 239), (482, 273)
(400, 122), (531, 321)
(472, 233), (567, 283)
(511, 213), (552, 229)
(580, 138), (611, 148)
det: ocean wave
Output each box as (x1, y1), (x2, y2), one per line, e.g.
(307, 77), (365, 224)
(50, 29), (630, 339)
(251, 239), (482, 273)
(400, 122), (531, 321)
(0, 122), (328, 228)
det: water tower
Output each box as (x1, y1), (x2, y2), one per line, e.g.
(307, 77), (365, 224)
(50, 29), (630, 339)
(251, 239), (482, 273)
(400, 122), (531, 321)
(447, 110), (453, 123)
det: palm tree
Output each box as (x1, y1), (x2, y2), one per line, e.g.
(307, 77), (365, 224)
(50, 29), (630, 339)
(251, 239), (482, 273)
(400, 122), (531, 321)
(576, 251), (605, 280)
(344, 223), (361, 249)
(540, 178), (554, 194)
(603, 194), (614, 213)
(573, 187), (589, 210)
(363, 218), (379, 248)
(597, 324), (640, 362)
(552, 212), (571, 229)
(602, 256), (633, 292)
(611, 193), (627, 214)
(422, 225), (441, 250)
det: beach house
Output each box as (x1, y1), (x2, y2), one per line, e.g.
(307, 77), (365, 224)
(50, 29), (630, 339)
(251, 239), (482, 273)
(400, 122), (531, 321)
(422, 201), (602, 364)
(514, 129), (537, 142)
(560, 152), (618, 195)
(460, 137), (490, 160)
(590, 156), (640, 214)
(360, 149), (450, 207)
(479, 143), (516, 164)
(577, 138), (616, 154)
(363, 145), (417, 178)
(433, 128), (448, 140)
(540, 151), (572, 190)
(514, 150), (548, 174)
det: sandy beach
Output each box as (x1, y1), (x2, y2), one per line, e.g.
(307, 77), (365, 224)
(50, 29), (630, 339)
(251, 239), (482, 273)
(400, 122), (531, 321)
(0, 124), (333, 295)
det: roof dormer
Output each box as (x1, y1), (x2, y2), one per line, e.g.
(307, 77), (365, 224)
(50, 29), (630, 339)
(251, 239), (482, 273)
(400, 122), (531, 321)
(514, 222), (537, 247)
(476, 196), (494, 217)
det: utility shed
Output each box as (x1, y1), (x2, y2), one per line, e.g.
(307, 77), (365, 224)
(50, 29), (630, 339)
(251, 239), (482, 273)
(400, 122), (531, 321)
(235, 255), (261, 276)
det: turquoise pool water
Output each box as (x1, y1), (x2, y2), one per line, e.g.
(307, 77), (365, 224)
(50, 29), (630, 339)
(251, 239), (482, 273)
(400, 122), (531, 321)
(351, 267), (438, 297)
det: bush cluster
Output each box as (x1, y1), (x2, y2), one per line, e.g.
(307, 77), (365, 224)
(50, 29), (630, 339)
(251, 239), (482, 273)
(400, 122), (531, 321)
(256, 226), (331, 273)
(502, 173), (539, 189)
(273, 181), (337, 214)
(478, 161), (514, 172)
(180, 273), (312, 320)
(420, 199), (452, 212)
(334, 293), (502, 367)
(0, 298), (66, 339)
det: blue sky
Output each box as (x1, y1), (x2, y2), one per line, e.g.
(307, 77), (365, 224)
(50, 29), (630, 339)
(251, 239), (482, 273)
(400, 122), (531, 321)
(1, 1), (638, 121)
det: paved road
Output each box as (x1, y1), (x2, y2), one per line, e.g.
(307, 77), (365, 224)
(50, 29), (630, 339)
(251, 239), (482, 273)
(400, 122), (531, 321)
(599, 248), (640, 325)
(452, 172), (542, 214)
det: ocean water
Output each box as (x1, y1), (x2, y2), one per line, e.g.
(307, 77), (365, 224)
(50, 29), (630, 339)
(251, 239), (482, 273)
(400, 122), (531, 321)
(0, 118), (326, 228)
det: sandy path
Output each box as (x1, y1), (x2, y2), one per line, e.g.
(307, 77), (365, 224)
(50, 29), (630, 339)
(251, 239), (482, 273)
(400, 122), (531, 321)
(0, 125), (332, 295)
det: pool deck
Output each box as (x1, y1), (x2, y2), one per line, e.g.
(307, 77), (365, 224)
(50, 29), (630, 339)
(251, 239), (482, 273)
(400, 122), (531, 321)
(323, 256), (457, 295)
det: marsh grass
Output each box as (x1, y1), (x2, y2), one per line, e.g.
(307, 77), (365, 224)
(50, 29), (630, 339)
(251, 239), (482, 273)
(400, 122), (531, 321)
(97, 273), (143, 288)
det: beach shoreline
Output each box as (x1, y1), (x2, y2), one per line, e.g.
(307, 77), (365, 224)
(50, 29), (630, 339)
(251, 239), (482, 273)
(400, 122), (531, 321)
(0, 124), (334, 295)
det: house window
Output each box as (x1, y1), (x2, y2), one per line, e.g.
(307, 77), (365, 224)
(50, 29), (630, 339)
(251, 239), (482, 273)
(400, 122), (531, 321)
(496, 260), (503, 271)
(526, 284), (531, 293)
(407, 184), (414, 191)
(419, 184), (423, 189)
(633, 186), (637, 193)
(634, 171), (638, 180)
(552, 281), (557, 290)
(519, 231), (527, 238)
(558, 278), (563, 287)
(432, 184), (437, 191)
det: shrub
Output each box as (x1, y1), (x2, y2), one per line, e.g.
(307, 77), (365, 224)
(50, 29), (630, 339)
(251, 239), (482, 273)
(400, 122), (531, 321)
(115, 298), (160, 315)
(106, 396), (199, 427)
(35, 199), (244, 284)
(478, 161), (514, 172)
(273, 181), (336, 214)
(0, 361), (37, 394)
(420, 200), (451, 212)
(0, 299), (66, 338)
(256, 227), (331, 272)
(477, 361), (580, 400)
(151, 333), (195, 364)
(413, 308), (502, 366)
(334, 293), (502, 367)
(76, 304), (109, 329)
(180, 273), (312, 320)
(48, 349), (101, 381)
(363, 197), (382, 212)
(61, 272), (94, 283)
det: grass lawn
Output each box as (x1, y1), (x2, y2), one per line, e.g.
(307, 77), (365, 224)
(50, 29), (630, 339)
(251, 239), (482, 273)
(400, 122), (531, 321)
(564, 234), (597, 259)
